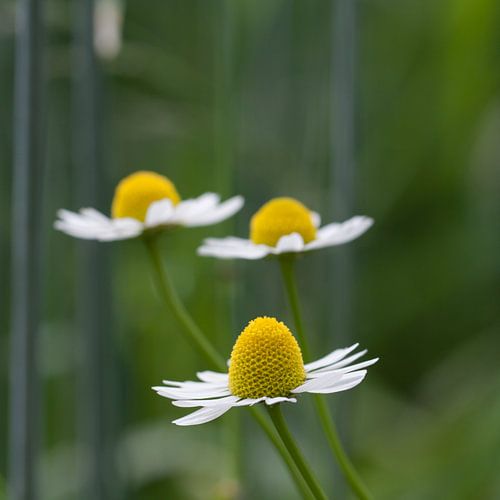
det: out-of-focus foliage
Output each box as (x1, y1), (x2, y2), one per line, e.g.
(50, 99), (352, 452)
(1, 0), (499, 499)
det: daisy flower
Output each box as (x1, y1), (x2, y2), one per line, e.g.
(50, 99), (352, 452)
(54, 170), (244, 241)
(197, 197), (373, 260)
(153, 317), (378, 426)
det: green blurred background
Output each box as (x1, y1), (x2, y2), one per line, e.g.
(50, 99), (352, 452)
(2, 0), (500, 499)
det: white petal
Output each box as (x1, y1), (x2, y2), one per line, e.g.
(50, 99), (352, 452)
(304, 343), (360, 372)
(313, 350), (368, 372)
(196, 371), (229, 383)
(273, 233), (305, 254)
(172, 395), (240, 408)
(320, 357), (379, 375)
(171, 193), (220, 224)
(54, 208), (143, 241)
(172, 405), (233, 426)
(292, 371), (343, 393)
(153, 384), (230, 400)
(232, 397), (266, 406)
(304, 216), (374, 251)
(198, 238), (271, 260)
(144, 198), (175, 227)
(311, 211), (321, 228)
(306, 371), (367, 394)
(182, 195), (244, 227)
(79, 208), (111, 223)
(264, 397), (297, 405)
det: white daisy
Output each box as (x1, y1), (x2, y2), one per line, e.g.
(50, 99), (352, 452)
(153, 317), (378, 426)
(54, 170), (244, 241)
(197, 197), (373, 260)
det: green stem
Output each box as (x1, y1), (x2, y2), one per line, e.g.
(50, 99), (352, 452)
(279, 256), (311, 360)
(313, 397), (372, 500)
(249, 407), (315, 500)
(267, 405), (328, 500)
(279, 255), (373, 500)
(143, 236), (314, 499)
(144, 235), (226, 370)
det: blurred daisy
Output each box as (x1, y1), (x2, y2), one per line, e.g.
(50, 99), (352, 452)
(197, 197), (373, 260)
(54, 171), (244, 241)
(153, 317), (377, 426)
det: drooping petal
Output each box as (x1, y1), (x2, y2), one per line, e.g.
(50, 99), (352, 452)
(305, 371), (367, 395)
(54, 209), (143, 241)
(153, 384), (231, 400)
(172, 405), (234, 426)
(292, 371), (344, 393)
(196, 371), (230, 384)
(144, 198), (175, 227)
(274, 233), (305, 254)
(172, 395), (240, 408)
(198, 238), (271, 260)
(264, 396), (297, 405)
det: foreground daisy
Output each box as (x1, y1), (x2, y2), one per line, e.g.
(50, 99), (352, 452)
(153, 317), (377, 426)
(54, 170), (244, 241)
(197, 197), (373, 260)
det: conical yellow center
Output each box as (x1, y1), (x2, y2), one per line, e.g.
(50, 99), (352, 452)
(111, 171), (181, 222)
(228, 317), (306, 399)
(250, 197), (317, 246)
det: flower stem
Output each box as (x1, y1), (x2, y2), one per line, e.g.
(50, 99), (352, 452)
(279, 255), (373, 500)
(267, 405), (329, 500)
(250, 407), (315, 500)
(144, 235), (226, 370)
(143, 236), (314, 499)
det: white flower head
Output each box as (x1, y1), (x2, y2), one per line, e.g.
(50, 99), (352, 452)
(54, 171), (244, 241)
(197, 197), (373, 260)
(153, 317), (378, 426)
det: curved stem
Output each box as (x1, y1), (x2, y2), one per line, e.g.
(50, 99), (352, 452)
(143, 236), (314, 499)
(267, 405), (328, 500)
(250, 407), (315, 500)
(313, 397), (372, 500)
(144, 235), (226, 370)
(279, 255), (373, 500)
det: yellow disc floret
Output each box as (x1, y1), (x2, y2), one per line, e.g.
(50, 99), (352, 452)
(250, 197), (317, 246)
(111, 171), (181, 222)
(228, 317), (306, 399)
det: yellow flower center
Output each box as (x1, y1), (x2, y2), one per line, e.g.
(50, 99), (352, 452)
(250, 197), (317, 246)
(228, 317), (306, 399)
(111, 171), (181, 222)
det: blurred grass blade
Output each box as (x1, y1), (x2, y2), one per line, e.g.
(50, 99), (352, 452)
(72, 0), (115, 497)
(9, 0), (45, 498)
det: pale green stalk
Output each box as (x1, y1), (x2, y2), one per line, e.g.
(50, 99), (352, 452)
(143, 235), (315, 500)
(267, 405), (329, 500)
(279, 255), (373, 500)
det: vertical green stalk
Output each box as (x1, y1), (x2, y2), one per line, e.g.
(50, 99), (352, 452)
(267, 405), (328, 500)
(143, 235), (314, 499)
(279, 256), (373, 500)
(9, 0), (44, 497)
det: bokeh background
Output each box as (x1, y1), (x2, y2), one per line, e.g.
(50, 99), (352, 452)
(1, 0), (500, 499)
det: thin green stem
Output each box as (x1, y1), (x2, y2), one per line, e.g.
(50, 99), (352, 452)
(313, 397), (372, 500)
(279, 255), (373, 500)
(279, 256), (311, 360)
(144, 235), (226, 370)
(143, 236), (314, 499)
(249, 407), (314, 500)
(267, 405), (328, 500)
